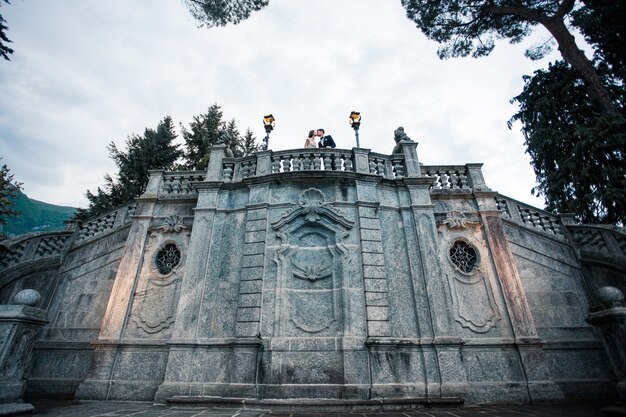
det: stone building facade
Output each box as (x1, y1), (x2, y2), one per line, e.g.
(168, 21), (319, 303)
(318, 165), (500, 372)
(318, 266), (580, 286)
(1, 139), (625, 408)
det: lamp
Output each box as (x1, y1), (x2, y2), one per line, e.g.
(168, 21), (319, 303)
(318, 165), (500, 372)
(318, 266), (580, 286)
(349, 111), (361, 147)
(262, 114), (275, 151)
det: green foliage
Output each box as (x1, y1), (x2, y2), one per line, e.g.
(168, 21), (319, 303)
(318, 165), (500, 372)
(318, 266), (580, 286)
(0, 160), (22, 227)
(182, 104), (224, 170)
(184, 0), (269, 28)
(572, 0), (626, 82)
(75, 116), (182, 220)
(182, 104), (258, 170)
(77, 106), (260, 221)
(241, 128), (260, 156)
(510, 61), (626, 225)
(0, 0), (13, 61)
(401, 0), (539, 59)
(2, 191), (76, 238)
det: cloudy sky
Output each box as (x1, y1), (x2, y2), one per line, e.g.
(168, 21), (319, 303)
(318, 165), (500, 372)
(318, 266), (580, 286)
(0, 0), (568, 209)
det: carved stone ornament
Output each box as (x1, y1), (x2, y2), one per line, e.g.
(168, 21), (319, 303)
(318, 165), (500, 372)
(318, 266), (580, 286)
(270, 188), (354, 337)
(272, 188), (354, 230)
(160, 215), (189, 233)
(441, 210), (480, 229)
(293, 264), (333, 282)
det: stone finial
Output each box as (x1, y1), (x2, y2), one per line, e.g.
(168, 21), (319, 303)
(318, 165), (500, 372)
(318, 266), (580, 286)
(597, 286), (625, 308)
(13, 289), (42, 306)
(392, 126), (413, 154)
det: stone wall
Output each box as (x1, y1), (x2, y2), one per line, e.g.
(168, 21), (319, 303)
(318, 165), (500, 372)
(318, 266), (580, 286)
(1, 144), (623, 406)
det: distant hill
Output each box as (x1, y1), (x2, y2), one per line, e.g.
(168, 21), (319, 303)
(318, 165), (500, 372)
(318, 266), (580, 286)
(1, 192), (76, 238)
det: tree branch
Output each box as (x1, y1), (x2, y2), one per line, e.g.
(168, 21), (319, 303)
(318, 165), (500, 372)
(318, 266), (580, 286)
(555, 0), (576, 19)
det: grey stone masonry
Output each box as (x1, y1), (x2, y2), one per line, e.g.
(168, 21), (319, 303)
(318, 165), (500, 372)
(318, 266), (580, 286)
(1, 140), (624, 407)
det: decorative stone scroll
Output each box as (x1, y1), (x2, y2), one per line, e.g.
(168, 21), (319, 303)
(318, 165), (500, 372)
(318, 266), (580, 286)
(441, 210), (480, 229)
(160, 215), (189, 233)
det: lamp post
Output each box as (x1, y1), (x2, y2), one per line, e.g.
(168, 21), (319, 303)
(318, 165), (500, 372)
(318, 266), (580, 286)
(349, 111), (361, 148)
(262, 114), (275, 151)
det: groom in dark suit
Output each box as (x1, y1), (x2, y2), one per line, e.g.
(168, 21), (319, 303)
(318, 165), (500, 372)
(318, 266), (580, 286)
(317, 128), (336, 148)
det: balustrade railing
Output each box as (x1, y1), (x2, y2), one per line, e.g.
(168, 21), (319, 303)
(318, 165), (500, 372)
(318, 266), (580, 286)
(160, 172), (206, 197)
(76, 203), (136, 243)
(421, 166), (470, 191)
(0, 231), (73, 271)
(568, 225), (626, 258)
(495, 195), (564, 238)
(213, 148), (482, 185)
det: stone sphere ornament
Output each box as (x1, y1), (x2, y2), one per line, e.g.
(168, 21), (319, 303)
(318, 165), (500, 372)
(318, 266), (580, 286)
(597, 286), (624, 308)
(14, 289), (42, 306)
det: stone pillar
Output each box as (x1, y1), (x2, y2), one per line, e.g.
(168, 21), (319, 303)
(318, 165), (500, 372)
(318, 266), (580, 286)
(475, 191), (563, 401)
(402, 177), (469, 399)
(400, 141), (420, 178)
(0, 290), (48, 415)
(154, 176), (232, 402)
(586, 287), (626, 400)
(76, 175), (161, 400)
(206, 144), (227, 180)
(353, 147), (371, 174)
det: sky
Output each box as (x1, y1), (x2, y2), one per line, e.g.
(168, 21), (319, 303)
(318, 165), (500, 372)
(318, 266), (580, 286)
(0, 0), (571, 209)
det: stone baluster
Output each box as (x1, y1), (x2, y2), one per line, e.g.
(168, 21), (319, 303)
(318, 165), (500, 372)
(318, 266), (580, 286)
(376, 159), (386, 177)
(302, 153), (312, 170)
(312, 152), (322, 170)
(323, 153), (332, 171)
(333, 153), (342, 171)
(343, 152), (353, 172)
(271, 155), (282, 173)
(368, 159), (377, 174)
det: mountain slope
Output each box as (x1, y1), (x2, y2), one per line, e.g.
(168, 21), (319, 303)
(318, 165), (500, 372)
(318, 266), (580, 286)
(1, 192), (76, 238)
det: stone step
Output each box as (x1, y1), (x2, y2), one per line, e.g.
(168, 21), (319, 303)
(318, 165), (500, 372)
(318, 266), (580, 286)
(166, 395), (464, 412)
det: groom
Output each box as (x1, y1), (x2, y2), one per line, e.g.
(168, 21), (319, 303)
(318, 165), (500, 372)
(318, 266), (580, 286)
(316, 128), (336, 148)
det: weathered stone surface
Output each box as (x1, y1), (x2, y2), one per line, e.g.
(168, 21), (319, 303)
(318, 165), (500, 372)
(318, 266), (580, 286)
(1, 146), (622, 406)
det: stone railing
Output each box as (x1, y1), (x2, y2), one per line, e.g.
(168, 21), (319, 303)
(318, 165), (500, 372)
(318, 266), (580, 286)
(75, 203), (136, 243)
(148, 148), (490, 195)
(0, 231), (73, 271)
(421, 165), (471, 191)
(159, 172), (206, 197)
(202, 147), (485, 189)
(567, 225), (626, 258)
(0, 202), (137, 273)
(220, 149), (359, 182)
(495, 194), (564, 238)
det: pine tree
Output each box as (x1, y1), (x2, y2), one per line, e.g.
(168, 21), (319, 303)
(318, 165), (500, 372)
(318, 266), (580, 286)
(241, 128), (260, 156)
(181, 104), (224, 170)
(0, 160), (22, 229)
(75, 116), (182, 220)
(0, 0), (13, 61)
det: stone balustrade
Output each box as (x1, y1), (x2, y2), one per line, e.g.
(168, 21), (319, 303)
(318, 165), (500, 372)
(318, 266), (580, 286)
(160, 172), (206, 197)
(568, 225), (626, 258)
(495, 195), (564, 238)
(421, 165), (470, 191)
(75, 203), (136, 243)
(195, 147), (480, 186)
(0, 231), (73, 271)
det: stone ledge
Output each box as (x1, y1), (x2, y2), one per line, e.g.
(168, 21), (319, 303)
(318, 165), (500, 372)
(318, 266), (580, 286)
(166, 395), (464, 412)
(0, 403), (35, 416)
